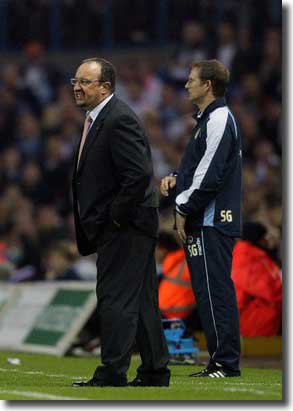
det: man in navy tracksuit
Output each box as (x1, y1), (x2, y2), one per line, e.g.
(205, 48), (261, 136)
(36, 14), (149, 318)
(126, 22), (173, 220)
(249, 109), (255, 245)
(161, 60), (242, 377)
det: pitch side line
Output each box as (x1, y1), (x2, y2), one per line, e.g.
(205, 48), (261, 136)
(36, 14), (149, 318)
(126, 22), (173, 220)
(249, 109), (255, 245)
(0, 389), (87, 400)
(0, 367), (87, 380)
(171, 380), (281, 387)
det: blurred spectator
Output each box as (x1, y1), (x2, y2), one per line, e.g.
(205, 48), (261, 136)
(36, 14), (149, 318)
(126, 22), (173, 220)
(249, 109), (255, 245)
(166, 21), (209, 87)
(42, 135), (72, 211)
(230, 28), (261, 85)
(59, 122), (81, 160)
(158, 82), (180, 130)
(260, 27), (281, 102)
(73, 255), (97, 281)
(20, 161), (50, 205)
(65, 213), (97, 281)
(0, 191), (41, 281)
(121, 79), (151, 117)
(0, 230), (15, 280)
(240, 73), (263, 111)
(36, 205), (68, 251)
(157, 231), (196, 321)
(238, 109), (261, 159)
(0, 64), (22, 150)
(117, 60), (162, 116)
(155, 231), (180, 279)
(20, 41), (64, 114)
(216, 21), (237, 70)
(43, 241), (81, 281)
(253, 139), (281, 185)
(232, 222), (282, 336)
(0, 148), (22, 187)
(15, 112), (43, 160)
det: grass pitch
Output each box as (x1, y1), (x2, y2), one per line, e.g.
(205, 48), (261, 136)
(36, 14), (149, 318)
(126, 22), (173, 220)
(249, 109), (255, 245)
(0, 351), (282, 401)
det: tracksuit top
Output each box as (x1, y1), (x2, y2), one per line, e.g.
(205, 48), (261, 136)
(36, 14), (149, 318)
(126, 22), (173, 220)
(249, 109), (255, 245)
(175, 97), (242, 237)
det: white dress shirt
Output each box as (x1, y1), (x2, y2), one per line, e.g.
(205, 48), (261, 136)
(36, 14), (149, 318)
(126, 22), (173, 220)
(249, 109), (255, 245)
(87, 93), (114, 129)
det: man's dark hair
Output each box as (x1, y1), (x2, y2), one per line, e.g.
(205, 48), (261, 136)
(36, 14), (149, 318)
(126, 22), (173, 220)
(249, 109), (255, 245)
(191, 59), (230, 97)
(82, 57), (116, 92)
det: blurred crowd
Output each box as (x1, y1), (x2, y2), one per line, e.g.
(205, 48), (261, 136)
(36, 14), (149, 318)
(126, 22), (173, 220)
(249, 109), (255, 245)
(4, 0), (281, 50)
(0, 15), (281, 292)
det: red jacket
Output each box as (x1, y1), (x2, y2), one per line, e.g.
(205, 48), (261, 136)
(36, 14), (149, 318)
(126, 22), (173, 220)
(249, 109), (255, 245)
(232, 241), (282, 336)
(159, 249), (196, 319)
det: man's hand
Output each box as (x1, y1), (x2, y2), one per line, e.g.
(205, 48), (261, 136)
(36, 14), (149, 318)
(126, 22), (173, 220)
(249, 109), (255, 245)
(264, 224), (280, 249)
(160, 176), (176, 197)
(176, 213), (187, 243)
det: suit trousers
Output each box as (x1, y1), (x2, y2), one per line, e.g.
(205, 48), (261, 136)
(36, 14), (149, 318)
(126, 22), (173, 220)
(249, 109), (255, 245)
(94, 223), (169, 381)
(184, 227), (241, 372)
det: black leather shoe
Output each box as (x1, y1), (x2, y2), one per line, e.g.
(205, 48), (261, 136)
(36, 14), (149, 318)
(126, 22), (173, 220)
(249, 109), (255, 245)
(72, 378), (103, 387)
(72, 377), (127, 387)
(128, 373), (170, 387)
(128, 377), (145, 387)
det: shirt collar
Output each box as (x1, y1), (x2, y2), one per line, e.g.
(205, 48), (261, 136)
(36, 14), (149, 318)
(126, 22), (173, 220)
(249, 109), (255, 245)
(193, 97), (227, 121)
(87, 93), (114, 123)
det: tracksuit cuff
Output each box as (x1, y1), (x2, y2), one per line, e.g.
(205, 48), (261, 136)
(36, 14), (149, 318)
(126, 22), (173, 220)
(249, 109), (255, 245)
(176, 205), (188, 216)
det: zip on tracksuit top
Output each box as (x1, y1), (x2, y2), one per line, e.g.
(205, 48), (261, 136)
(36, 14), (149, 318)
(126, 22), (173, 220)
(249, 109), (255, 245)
(175, 97), (242, 238)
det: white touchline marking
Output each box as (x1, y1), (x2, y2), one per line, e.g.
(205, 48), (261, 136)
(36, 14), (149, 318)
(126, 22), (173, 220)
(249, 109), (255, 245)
(0, 367), (87, 380)
(223, 381), (282, 386)
(222, 387), (265, 395)
(171, 384), (266, 395)
(0, 389), (87, 401)
(172, 377), (281, 385)
(171, 380), (281, 387)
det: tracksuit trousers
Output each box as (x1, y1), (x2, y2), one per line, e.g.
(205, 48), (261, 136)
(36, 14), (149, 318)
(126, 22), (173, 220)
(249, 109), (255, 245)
(184, 227), (241, 372)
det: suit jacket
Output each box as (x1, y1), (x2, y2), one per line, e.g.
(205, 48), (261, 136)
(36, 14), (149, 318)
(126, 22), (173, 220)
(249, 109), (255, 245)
(72, 96), (159, 256)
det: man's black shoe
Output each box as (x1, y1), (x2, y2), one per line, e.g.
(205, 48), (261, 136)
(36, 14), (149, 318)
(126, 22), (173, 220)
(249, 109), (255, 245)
(128, 377), (170, 387)
(128, 377), (145, 387)
(128, 373), (170, 387)
(72, 377), (127, 387)
(189, 364), (240, 378)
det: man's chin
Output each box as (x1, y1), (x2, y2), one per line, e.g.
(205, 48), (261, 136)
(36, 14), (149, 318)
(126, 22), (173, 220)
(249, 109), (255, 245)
(74, 98), (86, 107)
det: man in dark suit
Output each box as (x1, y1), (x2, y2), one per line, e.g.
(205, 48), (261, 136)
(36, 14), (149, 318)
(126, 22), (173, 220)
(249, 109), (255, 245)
(71, 58), (170, 387)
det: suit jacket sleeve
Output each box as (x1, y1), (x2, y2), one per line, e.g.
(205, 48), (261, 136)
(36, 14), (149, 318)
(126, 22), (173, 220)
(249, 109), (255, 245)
(109, 113), (152, 225)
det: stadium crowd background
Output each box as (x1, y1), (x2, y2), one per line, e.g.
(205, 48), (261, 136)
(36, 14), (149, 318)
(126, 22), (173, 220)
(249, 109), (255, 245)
(0, 1), (281, 296)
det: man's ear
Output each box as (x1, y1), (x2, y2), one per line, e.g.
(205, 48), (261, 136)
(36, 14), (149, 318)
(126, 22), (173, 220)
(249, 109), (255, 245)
(205, 79), (212, 91)
(102, 82), (112, 94)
